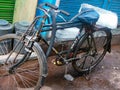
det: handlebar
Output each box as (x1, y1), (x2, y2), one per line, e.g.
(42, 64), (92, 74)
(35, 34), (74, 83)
(38, 2), (58, 10)
(45, 3), (58, 10)
(60, 10), (70, 16)
(38, 2), (70, 16)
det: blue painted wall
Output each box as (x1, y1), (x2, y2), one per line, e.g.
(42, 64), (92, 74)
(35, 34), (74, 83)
(35, 0), (56, 38)
(59, 0), (104, 21)
(59, 0), (120, 24)
(36, 0), (56, 17)
(108, 0), (120, 24)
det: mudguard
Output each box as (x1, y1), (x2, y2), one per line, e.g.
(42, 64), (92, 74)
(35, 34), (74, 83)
(34, 42), (48, 77)
(100, 27), (112, 53)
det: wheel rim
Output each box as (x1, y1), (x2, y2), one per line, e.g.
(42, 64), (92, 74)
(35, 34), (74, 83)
(0, 35), (41, 89)
(73, 30), (107, 72)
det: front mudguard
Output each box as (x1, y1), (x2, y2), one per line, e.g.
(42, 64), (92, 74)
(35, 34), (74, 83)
(34, 42), (48, 77)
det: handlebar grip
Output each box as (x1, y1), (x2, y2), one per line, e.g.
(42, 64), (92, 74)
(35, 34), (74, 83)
(45, 3), (58, 10)
(60, 10), (70, 16)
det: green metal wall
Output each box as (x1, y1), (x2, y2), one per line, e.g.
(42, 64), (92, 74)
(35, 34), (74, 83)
(0, 0), (16, 23)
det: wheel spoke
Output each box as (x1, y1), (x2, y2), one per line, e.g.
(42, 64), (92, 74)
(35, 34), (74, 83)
(81, 56), (87, 69)
(72, 29), (108, 73)
(0, 34), (44, 90)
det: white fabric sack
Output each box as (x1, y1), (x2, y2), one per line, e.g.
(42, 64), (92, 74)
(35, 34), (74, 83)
(56, 27), (79, 41)
(79, 3), (118, 29)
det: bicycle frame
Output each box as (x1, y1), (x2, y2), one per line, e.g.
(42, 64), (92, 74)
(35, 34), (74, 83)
(36, 15), (97, 63)
(10, 3), (111, 66)
(0, 3), (113, 90)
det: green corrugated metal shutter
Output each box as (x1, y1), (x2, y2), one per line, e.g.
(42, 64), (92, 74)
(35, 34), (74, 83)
(0, 0), (16, 23)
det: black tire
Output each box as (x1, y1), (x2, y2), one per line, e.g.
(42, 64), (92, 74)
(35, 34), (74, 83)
(72, 28), (110, 74)
(0, 34), (47, 90)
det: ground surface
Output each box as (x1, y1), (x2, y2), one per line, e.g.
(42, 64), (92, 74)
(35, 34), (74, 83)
(41, 45), (120, 90)
(1, 45), (120, 90)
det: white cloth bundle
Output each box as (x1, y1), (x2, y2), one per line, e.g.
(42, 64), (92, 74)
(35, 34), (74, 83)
(79, 3), (118, 29)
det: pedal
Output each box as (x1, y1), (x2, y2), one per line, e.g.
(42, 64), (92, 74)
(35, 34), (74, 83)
(64, 74), (74, 81)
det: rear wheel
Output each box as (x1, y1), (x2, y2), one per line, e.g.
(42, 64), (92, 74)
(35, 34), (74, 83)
(0, 34), (47, 90)
(72, 29), (110, 74)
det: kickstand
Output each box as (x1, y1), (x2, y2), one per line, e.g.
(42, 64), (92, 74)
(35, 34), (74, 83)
(83, 59), (94, 81)
(83, 73), (90, 81)
(64, 63), (74, 81)
(83, 67), (92, 81)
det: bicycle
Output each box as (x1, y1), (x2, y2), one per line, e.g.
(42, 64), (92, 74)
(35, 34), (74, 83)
(0, 3), (112, 90)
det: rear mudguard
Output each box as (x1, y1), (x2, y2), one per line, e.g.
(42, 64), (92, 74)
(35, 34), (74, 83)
(103, 28), (112, 53)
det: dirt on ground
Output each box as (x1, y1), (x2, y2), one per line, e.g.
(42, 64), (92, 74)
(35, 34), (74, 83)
(41, 45), (120, 90)
(0, 45), (120, 90)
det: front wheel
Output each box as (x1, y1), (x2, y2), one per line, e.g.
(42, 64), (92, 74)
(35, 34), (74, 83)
(0, 34), (47, 90)
(72, 28), (110, 74)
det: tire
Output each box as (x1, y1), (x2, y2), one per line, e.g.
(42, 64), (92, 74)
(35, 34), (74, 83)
(0, 34), (47, 90)
(72, 28), (110, 74)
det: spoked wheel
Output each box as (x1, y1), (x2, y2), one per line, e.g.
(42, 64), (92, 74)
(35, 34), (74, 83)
(72, 29), (110, 74)
(0, 34), (47, 90)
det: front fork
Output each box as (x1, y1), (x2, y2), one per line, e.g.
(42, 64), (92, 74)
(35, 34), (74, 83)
(9, 40), (33, 74)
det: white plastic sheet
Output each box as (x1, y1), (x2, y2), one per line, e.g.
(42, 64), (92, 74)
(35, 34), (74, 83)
(79, 3), (118, 29)
(56, 27), (79, 41)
